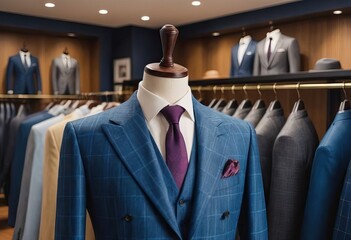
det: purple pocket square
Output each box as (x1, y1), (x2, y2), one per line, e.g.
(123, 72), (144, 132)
(222, 159), (240, 178)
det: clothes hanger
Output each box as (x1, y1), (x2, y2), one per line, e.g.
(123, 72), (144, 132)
(269, 20), (275, 32)
(224, 85), (238, 109)
(238, 85), (252, 109)
(208, 85), (219, 108)
(292, 82), (305, 112)
(268, 83), (282, 110)
(241, 27), (246, 37)
(253, 85), (265, 109)
(196, 86), (204, 104)
(339, 82), (350, 112)
(213, 86), (227, 111)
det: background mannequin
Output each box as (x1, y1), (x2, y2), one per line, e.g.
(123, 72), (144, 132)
(6, 46), (42, 94)
(230, 34), (257, 77)
(55, 24), (268, 240)
(51, 48), (80, 95)
(253, 28), (300, 75)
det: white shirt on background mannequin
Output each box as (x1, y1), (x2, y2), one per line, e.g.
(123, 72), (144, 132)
(238, 35), (252, 65)
(19, 51), (31, 67)
(264, 29), (281, 55)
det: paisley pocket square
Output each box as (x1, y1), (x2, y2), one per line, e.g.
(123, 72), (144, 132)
(222, 159), (239, 178)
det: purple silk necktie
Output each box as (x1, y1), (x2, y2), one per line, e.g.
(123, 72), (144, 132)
(267, 37), (273, 61)
(161, 105), (188, 189)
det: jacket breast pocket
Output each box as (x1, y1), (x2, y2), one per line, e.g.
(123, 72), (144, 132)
(214, 175), (241, 195)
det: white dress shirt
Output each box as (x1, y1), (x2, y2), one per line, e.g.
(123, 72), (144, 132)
(19, 51), (31, 67)
(137, 81), (195, 161)
(264, 29), (281, 55)
(238, 35), (252, 65)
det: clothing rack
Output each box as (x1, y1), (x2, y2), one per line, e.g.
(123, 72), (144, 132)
(0, 90), (134, 100)
(191, 82), (351, 92)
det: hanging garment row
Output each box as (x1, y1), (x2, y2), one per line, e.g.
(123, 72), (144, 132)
(202, 83), (351, 240)
(0, 99), (120, 240)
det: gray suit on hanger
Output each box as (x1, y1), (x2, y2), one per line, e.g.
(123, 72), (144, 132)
(253, 34), (300, 75)
(244, 106), (266, 128)
(255, 106), (285, 203)
(51, 56), (80, 95)
(268, 109), (318, 240)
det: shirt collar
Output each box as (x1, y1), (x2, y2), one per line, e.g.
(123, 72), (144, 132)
(19, 51), (30, 57)
(239, 35), (252, 45)
(266, 29), (281, 40)
(137, 81), (195, 123)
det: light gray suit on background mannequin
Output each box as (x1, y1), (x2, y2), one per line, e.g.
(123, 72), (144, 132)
(254, 29), (300, 75)
(255, 103), (285, 203)
(268, 106), (319, 240)
(51, 54), (80, 95)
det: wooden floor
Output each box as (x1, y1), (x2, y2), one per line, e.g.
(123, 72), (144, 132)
(0, 195), (13, 240)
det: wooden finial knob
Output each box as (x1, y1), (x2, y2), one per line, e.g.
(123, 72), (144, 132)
(144, 24), (188, 78)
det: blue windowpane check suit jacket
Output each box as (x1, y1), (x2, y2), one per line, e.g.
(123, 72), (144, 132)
(55, 93), (268, 239)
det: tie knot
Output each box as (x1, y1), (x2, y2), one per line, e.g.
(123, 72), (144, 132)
(161, 105), (185, 124)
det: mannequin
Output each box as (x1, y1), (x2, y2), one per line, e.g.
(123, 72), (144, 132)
(230, 33), (257, 77)
(253, 26), (300, 75)
(51, 48), (80, 95)
(55, 24), (268, 240)
(6, 47), (42, 94)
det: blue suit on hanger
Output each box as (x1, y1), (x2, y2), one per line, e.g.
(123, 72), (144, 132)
(55, 93), (268, 239)
(6, 53), (42, 94)
(230, 40), (257, 77)
(301, 110), (351, 240)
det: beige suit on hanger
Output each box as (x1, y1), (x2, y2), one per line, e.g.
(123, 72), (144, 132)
(39, 111), (95, 240)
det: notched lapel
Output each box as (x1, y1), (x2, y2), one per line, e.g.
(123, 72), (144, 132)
(101, 97), (181, 237)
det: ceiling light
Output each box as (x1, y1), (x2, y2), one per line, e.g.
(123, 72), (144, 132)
(212, 32), (220, 37)
(192, 1), (201, 6)
(45, 2), (55, 8)
(99, 9), (108, 15)
(333, 10), (342, 15)
(141, 16), (150, 21)
(67, 33), (76, 37)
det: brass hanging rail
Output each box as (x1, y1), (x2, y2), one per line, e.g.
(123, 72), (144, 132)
(191, 82), (351, 92)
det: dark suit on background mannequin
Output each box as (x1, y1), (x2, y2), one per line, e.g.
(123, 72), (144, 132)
(255, 105), (285, 203)
(333, 158), (351, 239)
(253, 29), (300, 76)
(301, 110), (351, 240)
(51, 54), (80, 95)
(268, 108), (318, 240)
(230, 36), (257, 77)
(6, 51), (42, 94)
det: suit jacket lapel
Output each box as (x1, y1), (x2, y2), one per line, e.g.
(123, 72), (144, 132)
(188, 99), (231, 239)
(233, 45), (240, 70)
(101, 94), (181, 238)
(240, 41), (253, 68)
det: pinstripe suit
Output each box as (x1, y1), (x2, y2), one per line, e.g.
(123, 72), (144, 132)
(333, 159), (351, 239)
(301, 110), (351, 240)
(268, 109), (318, 240)
(55, 93), (268, 239)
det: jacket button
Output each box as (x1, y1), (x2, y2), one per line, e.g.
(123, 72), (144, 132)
(179, 199), (185, 206)
(221, 211), (230, 220)
(123, 214), (133, 222)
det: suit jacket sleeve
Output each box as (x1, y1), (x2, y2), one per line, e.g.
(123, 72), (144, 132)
(55, 122), (86, 240)
(288, 39), (300, 73)
(6, 58), (14, 92)
(238, 124), (268, 239)
(35, 59), (42, 92)
(75, 61), (80, 94)
(253, 50), (260, 76)
(51, 60), (59, 94)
